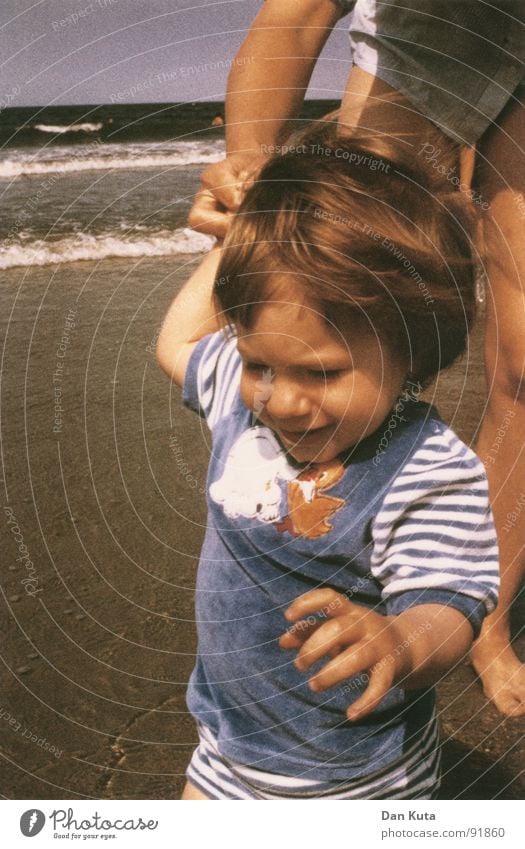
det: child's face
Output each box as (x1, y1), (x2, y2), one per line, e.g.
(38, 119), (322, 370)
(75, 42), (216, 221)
(237, 298), (408, 464)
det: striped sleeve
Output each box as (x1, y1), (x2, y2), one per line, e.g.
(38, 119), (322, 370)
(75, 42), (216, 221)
(182, 329), (242, 429)
(370, 429), (499, 637)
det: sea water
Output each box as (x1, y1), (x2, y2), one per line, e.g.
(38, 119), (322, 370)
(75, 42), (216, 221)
(0, 100), (337, 270)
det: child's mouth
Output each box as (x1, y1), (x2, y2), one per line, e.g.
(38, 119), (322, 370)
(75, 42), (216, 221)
(278, 425), (331, 444)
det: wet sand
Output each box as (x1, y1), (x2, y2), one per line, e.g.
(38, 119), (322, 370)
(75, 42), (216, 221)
(0, 255), (523, 799)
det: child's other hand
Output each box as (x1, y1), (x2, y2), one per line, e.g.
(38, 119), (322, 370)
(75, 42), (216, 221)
(279, 588), (409, 721)
(188, 152), (267, 237)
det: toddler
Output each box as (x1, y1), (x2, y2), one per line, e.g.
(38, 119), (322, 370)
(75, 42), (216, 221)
(157, 121), (499, 800)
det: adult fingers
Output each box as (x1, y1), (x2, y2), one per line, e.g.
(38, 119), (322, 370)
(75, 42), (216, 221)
(187, 189), (234, 238)
(199, 159), (252, 210)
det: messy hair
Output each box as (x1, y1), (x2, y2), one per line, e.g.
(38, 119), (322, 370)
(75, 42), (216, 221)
(214, 111), (479, 387)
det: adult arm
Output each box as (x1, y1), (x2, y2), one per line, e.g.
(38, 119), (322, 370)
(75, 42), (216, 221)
(188, 0), (345, 235)
(226, 0), (346, 154)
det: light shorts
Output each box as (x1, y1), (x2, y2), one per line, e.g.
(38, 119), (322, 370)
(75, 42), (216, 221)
(185, 717), (442, 800)
(334, 0), (525, 145)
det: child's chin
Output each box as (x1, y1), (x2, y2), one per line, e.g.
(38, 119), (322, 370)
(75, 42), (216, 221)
(287, 443), (339, 464)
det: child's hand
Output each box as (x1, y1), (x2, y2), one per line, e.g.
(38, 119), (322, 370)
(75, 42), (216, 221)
(188, 152), (267, 237)
(279, 588), (409, 721)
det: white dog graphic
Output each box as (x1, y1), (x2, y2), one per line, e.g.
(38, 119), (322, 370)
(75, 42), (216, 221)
(209, 427), (298, 522)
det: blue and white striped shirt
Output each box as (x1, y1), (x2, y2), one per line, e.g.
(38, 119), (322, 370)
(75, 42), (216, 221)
(182, 330), (498, 785)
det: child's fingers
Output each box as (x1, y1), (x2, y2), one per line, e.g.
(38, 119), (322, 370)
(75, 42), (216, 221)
(279, 618), (323, 650)
(294, 615), (364, 672)
(306, 641), (377, 693)
(284, 588), (358, 623)
(345, 661), (396, 721)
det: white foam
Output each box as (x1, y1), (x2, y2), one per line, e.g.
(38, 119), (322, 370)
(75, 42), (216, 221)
(32, 122), (104, 133)
(0, 227), (215, 269)
(0, 139), (225, 178)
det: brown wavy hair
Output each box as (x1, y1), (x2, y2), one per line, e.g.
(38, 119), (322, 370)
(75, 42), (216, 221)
(214, 111), (479, 387)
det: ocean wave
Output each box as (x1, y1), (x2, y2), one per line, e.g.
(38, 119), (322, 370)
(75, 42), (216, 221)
(32, 122), (103, 134)
(0, 227), (215, 269)
(0, 139), (224, 178)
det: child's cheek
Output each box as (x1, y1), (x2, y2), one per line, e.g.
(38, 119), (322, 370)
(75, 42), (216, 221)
(240, 373), (256, 414)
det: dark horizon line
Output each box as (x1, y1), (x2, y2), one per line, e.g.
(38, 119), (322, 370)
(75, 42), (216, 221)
(3, 97), (341, 110)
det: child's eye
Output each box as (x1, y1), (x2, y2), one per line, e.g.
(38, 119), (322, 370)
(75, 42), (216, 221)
(307, 369), (342, 380)
(244, 361), (266, 373)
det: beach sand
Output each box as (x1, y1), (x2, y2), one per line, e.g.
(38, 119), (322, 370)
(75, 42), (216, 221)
(1, 255), (523, 799)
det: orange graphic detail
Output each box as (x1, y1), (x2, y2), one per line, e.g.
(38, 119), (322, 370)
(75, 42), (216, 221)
(275, 460), (346, 539)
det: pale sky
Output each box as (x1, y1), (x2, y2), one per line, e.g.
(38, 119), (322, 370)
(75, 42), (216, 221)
(0, 0), (353, 106)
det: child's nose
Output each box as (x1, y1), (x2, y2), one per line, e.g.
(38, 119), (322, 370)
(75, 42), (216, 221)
(264, 376), (311, 420)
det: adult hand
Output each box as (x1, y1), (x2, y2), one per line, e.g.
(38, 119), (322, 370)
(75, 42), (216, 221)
(187, 152), (268, 238)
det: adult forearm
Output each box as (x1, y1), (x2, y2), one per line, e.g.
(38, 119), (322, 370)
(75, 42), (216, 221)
(226, 0), (342, 154)
(226, 34), (320, 154)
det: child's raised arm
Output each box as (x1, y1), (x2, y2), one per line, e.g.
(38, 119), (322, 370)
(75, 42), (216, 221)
(156, 246), (223, 387)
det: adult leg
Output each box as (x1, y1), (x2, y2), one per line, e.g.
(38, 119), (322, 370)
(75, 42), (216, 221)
(338, 65), (452, 156)
(472, 91), (525, 716)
